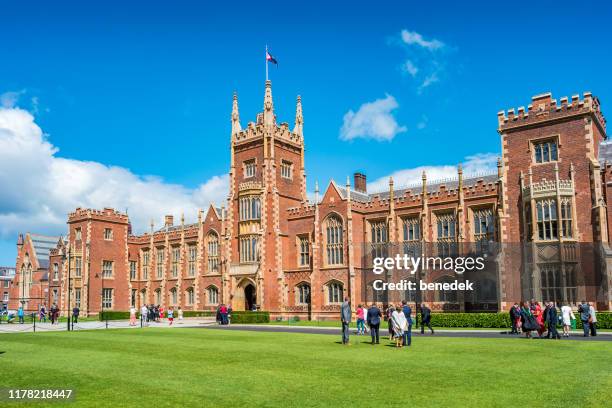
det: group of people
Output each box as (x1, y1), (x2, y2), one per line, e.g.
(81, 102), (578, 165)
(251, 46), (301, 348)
(215, 304), (232, 325)
(137, 304), (183, 326)
(342, 299), (435, 347)
(509, 299), (598, 338)
(13, 303), (76, 325)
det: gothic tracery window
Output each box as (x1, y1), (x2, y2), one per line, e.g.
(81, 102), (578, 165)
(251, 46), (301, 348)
(326, 216), (344, 265)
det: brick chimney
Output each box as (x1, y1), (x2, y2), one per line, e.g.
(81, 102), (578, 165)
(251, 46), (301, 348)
(354, 172), (367, 193)
(165, 215), (174, 227)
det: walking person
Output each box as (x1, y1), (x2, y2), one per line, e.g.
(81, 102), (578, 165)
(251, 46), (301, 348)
(227, 305), (233, 325)
(420, 303), (434, 335)
(588, 303), (597, 336)
(356, 304), (366, 335)
(391, 306), (408, 348)
(340, 297), (351, 345)
(578, 300), (590, 337)
(531, 300), (545, 338)
(366, 303), (382, 344)
(129, 306), (137, 326)
(560, 303), (575, 337)
(545, 301), (560, 339)
(39, 305), (46, 323)
(72, 306), (80, 324)
(168, 308), (174, 326)
(401, 301), (412, 346)
(17, 305), (24, 324)
(219, 304), (228, 325)
(178, 306), (183, 321)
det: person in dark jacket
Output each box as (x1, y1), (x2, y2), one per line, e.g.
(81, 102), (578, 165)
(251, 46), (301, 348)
(578, 301), (591, 337)
(420, 303), (434, 335)
(509, 303), (521, 334)
(544, 301), (560, 339)
(401, 300), (412, 346)
(72, 306), (80, 324)
(340, 298), (352, 345)
(366, 304), (382, 344)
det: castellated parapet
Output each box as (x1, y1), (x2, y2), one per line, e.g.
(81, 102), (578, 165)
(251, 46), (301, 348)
(68, 207), (129, 224)
(498, 92), (606, 131)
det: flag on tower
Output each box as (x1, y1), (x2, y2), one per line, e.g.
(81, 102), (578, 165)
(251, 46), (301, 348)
(266, 50), (278, 65)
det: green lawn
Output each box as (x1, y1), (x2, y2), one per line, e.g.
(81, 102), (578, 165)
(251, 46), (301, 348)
(1, 328), (611, 407)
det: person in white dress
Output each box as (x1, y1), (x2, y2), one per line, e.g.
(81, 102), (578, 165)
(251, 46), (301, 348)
(560, 304), (575, 337)
(589, 303), (597, 336)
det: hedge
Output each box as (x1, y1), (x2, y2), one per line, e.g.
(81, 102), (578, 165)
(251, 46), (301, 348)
(229, 311), (270, 323)
(410, 312), (612, 329)
(98, 311), (131, 321)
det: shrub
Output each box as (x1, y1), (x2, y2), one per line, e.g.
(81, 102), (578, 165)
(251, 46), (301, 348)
(98, 311), (130, 321)
(229, 311), (270, 324)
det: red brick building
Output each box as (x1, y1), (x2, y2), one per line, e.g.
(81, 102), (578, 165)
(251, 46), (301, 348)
(9, 83), (612, 317)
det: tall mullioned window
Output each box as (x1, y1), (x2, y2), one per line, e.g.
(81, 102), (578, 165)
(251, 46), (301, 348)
(244, 159), (256, 178)
(207, 286), (219, 305)
(327, 281), (343, 304)
(536, 199), (558, 240)
(370, 220), (388, 258)
(281, 160), (293, 179)
(239, 196), (261, 221)
(186, 287), (194, 305)
(102, 260), (113, 278)
(74, 257), (82, 277)
(103, 228), (113, 240)
(171, 247), (180, 278)
(560, 198), (573, 238)
(402, 217), (421, 257)
(296, 283), (310, 305)
(240, 235), (259, 263)
(156, 248), (164, 278)
(473, 208), (495, 252)
(326, 216), (344, 265)
(102, 288), (113, 309)
(298, 236), (310, 267)
(436, 212), (456, 257)
(207, 233), (219, 272)
(534, 139), (558, 163)
(129, 261), (137, 280)
(188, 245), (197, 276)
(142, 250), (149, 280)
(170, 287), (178, 305)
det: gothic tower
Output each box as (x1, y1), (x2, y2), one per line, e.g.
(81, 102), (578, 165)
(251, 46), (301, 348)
(226, 81), (306, 312)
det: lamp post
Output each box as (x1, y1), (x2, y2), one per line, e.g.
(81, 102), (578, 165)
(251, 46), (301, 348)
(64, 246), (71, 331)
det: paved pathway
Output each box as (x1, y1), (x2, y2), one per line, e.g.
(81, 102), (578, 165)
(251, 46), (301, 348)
(0, 318), (216, 334)
(200, 324), (612, 341)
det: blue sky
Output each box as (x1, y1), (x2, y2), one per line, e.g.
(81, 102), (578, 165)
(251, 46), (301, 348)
(1, 0), (611, 265)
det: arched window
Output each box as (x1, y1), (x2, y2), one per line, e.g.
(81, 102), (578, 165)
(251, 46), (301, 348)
(186, 287), (194, 305)
(326, 216), (344, 265)
(170, 287), (178, 305)
(207, 286), (219, 305)
(434, 277), (457, 302)
(560, 198), (573, 238)
(296, 283), (310, 305)
(370, 220), (388, 258)
(207, 232), (219, 273)
(326, 281), (343, 304)
(154, 288), (161, 305)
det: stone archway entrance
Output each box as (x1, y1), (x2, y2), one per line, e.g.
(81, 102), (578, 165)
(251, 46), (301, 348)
(244, 284), (256, 311)
(233, 278), (257, 311)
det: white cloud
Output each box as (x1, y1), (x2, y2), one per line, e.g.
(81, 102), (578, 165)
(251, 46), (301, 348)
(1, 90), (26, 108)
(400, 30), (445, 51)
(418, 72), (439, 92)
(340, 94), (407, 142)
(402, 60), (418, 77)
(367, 153), (499, 192)
(0, 106), (229, 241)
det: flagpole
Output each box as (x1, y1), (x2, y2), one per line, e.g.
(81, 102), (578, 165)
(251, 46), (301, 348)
(265, 44), (268, 81)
